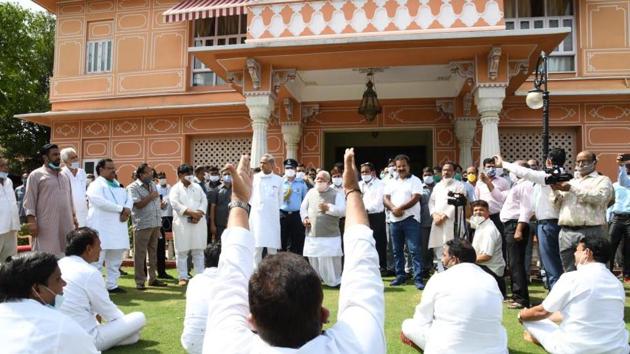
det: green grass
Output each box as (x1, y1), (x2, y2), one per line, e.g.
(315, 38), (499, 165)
(107, 268), (630, 353)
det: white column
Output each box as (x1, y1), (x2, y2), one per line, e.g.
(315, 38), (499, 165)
(474, 87), (505, 164)
(280, 122), (302, 160)
(246, 95), (275, 168)
(453, 117), (477, 168)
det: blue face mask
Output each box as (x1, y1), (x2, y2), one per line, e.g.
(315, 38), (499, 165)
(47, 161), (61, 171)
(485, 167), (496, 178)
(33, 285), (64, 310)
(0, 171), (8, 180)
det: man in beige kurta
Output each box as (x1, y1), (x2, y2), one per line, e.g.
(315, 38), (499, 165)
(23, 144), (76, 256)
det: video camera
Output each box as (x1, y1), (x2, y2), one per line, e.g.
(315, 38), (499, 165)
(543, 166), (572, 185)
(447, 191), (467, 207)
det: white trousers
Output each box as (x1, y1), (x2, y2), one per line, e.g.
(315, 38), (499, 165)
(176, 249), (204, 280)
(254, 247), (277, 268)
(308, 256), (342, 287)
(433, 246), (445, 272)
(401, 318), (428, 350)
(0, 231), (17, 265)
(94, 312), (146, 351)
(98, 249), (126, 290)
(523, 319), (562, 353)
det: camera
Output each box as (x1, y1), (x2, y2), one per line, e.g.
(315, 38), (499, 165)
(447, 191), (467, 207)
(544, 166), (572, 185)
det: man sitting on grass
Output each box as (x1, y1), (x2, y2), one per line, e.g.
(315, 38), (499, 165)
(181, 242), (221, 354)
(518, 235), (629, 354)
(400, 238), (507, 354)
(203, 148), (385, 353)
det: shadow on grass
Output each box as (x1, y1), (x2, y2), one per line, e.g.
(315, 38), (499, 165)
(105, 340), (161, 353)
(110, 285), (186, 307)
(384, 286), (406, 293)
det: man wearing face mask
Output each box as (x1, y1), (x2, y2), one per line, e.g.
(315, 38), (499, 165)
(206, 166), (222, 242)
(300, 170), (346, 287)
(23, 144), (78, 257)
(87, 158), (133, 293)
(469, 200), (506, 297)
(400, 238), (507, 354)
(156, 172), (174, 279)
(14, 172), (28, 224)
(462, 166), (478, 203)
(0, 252), (99, 354)
(419, 167), (435, 278)
(194, 166), (213, 244)
(519, 236), (629, 354)
(475, 157), (510, 248)
(211, 170), (232, 240)
(170, 164), (208, 286)
(359, 162), (387, 272)
(280, 159), (308, 254)
(383, 159), (398, 276)
(0, 158), (19, 265)
(127, 164), (168, 290)
(428, 162), (467, 272)
(608, 155), (630, 282)
(60, 148), (89, 227)
(549, 151), (613, 272)
(296, 164), (313, 189)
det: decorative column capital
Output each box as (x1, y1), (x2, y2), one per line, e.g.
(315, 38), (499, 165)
(280, 121), (302, 145)
(474, 86), (506, 124)
(454, 117), (477, 144)
(245, 95), (275, 122)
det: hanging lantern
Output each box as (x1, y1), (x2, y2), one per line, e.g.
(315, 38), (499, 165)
(358, 72), (382, 122)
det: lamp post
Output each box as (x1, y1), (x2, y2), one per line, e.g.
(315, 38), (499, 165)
(526, 52), (550, 160)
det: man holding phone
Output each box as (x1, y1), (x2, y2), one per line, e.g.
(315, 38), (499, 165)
(610, 153), (630, 281)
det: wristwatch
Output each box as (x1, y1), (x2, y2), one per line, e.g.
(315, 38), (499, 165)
(228, 200), (250, 214)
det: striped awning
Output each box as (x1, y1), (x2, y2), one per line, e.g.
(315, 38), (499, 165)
(163, 0), (249, 23)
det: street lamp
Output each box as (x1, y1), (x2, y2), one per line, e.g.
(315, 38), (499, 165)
(526, 52), (550, 160)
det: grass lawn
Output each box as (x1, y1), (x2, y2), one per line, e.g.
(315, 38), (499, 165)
(107, 268), (630, 354)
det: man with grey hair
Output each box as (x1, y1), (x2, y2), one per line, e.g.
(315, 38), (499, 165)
(249, 153), (283, 266)
(300, 170), (346, 286)
(61, 147), (89, 227)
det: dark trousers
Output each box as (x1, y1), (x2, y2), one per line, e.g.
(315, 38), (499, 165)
(280, 211), (305, 254)
(421, 226), (433, 276)
(158, 216), (173, 276)
(610, 214), (630, 276)
(368, 212), (387, 270)
(537, 219), (563, 289)
(390, 217), (423, 284)
(504, 220), (530, 307)
(490, 213), (506, 262)
(480, 265), (507, 299)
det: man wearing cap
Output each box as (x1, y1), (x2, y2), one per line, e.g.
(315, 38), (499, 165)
(23, 143), (78, 256)
(280, 158), (309, 254)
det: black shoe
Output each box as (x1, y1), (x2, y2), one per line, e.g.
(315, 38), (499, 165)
(108, 287), (126, 294)
(149, 280), (168, 287)
(390, 277), (406, 286)
(415, 281), (426, 290)
(136, 284), (146, 291)
(157, 273), (175, 280)
(119, 269), (129, 276)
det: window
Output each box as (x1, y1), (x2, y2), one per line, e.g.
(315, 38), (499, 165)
(505, 0), (575, 72)
(191, 14), (246, 86)
(86, 40), (112, 73)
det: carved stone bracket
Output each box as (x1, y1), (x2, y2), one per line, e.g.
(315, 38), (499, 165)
(246, 58), (261, 90)
(226, 71), (244, 86)
(272, 69), (297, 94)
(508, 60), (529, 79)
(436, 99), (455, 121)
(463, 92), (473, 116)
(488, 47), (502, 81)
(448, 61), (475, 86)
(301, 104), (320, 124)
(283, 97), (293, 120)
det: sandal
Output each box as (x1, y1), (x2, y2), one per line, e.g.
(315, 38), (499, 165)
(507, 300), (524, 309)
(400, 332), (422, 352)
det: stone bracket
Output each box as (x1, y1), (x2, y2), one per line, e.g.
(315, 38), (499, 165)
(272, 69), (297, 95)
(301, 104), (320, 124)
(246, 58), (261, 90)
(488, 47), (502, 81)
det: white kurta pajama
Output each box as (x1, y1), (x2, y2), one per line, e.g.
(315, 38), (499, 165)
(300, 187), (345, 287)
(428, 179), (466, 271)
(62, 166), (89, 227)
(182, 267), (218, 354)
(86, 177), (133, 290)
(0, 178), (19, 263)
(58, 255), (146, 351)
(249, 172), (282, 265)
(169, 181), (208, 280)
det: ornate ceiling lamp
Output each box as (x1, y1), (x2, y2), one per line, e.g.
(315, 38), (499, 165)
(358, 70), (382, 122)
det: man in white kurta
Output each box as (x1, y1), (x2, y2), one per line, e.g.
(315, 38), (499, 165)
(59, 228), (146, 351)
(169, 164), (208, 285)
(249, 154), (282, 266)
(300, 171), (346, 287)
(61, 147), (89, 227)
(87, 159), (133, 292)
(428, 162), (466, 271)
(203, 149), (385, 354)
(401, 239), (507, 354)
(0, 158), (19, 264)
(519, 236), (629, 354)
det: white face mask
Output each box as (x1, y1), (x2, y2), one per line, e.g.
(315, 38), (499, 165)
(361, 174), (372, 183)
(0, 171), (7, 180)
(184, 175), (195, 183)
(423, 176), (434, 185)
(296, 171), (305, 180)
(159, 178), (167, 186)
(316, 182), (328, 192)
(222, 175), (231, 183)
(332, 177), (342, 187)
(34, 285), (64, 310)
(285, 169), (296, 178)
(387, 167), (395, 175)
(469, 215), (486, 229)
(209, 175), (220, 182)
(442, 176), (453, 184)
(70, 161), (80, 169)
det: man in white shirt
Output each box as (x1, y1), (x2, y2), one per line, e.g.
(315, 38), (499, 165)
(500, 160), (534, 309)
(60, 147), (89, 227)
(181, 243), (221, 354)
(359, 162), (386, 271)
(428, 162), (467, 272)
(249, 153), (283, 266)
(300, 170), (346, 287)
(400, 238), (507, 354)
(169, 164), (208, 286)
(203, 149), (385, 354)
(469, 200), (506, 298)
(384, 154), (425, 289)
(59, 227), (146, 351)
(519, 236), (629, 354)
(87, 158), (133, 293)
(0, 158), (19, 264)
(475, 157), (510, 245)
(618, 153), (630, 188)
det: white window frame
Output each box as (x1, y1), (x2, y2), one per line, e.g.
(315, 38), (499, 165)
(505, 0), (576, 73)
(86, 39), (112, 74)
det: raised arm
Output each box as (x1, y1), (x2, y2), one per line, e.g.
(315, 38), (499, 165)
(501, 159), (549, 185)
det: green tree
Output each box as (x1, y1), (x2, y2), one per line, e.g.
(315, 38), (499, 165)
(0, 3), (55, 173)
